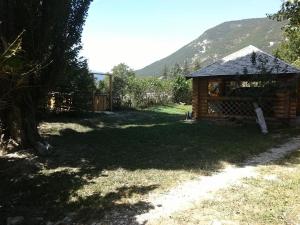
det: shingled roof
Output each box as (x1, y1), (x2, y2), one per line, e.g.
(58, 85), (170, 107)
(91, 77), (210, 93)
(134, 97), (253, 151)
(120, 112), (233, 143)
(187, 45), (300, 78)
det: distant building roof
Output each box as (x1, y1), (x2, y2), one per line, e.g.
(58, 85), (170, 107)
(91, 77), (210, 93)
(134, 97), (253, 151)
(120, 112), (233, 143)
(187, 45), (300, 78)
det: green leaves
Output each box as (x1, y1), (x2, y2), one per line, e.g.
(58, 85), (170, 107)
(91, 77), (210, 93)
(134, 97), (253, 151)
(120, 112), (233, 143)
(270, 0), (300, 67)
(172, 75), (191, 104)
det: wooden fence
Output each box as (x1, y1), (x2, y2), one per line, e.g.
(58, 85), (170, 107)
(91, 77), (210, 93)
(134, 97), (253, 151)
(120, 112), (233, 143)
(47, 92), (110, 112)
(93, 94), (108, 111)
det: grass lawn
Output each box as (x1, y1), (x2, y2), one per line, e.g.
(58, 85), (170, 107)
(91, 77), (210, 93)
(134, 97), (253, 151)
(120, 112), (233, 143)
(0, 104), (297, 224)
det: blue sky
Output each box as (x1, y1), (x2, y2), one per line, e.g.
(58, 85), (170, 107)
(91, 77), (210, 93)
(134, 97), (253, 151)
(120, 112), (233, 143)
(81, 0), (282, 72)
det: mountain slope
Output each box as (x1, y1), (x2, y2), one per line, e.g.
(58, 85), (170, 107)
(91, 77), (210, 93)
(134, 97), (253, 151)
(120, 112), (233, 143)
(136, 18), (284, 76)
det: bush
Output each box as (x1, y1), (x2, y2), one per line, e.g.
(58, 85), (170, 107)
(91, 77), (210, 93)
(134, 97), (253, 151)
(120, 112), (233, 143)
(127, 77), (173, 108)
(99, 63), (192, 110)
(172, 76), (192, 104)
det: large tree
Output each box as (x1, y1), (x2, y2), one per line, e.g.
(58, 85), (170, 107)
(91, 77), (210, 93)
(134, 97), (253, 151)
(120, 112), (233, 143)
(270, 0), (300, 67)
(0, 0), (92, 154)
(110, 63), (135, 107)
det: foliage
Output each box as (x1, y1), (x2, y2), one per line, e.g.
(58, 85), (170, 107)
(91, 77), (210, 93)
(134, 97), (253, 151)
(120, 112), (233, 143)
(97, 80), (107, 94)
(172, 75), (192, 104)
(127, 77), (173, 108)
(0, 32), (43, 148)
(0, 32), (25, 110)
(168, 63), (192, 104)
(50, 58), (96, 112)
(0, 0), (93, 150)
(273, 32), (300, 66)
(270, 0), (300, 67)
(100, 63), (191, 109)
(101, 63), (190, 109)
(109, 63), (135, 108)
(55, 59), (95, 94)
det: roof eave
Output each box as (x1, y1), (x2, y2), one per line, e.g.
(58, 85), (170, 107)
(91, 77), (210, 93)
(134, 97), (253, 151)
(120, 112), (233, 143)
(186, 72), (300, 79)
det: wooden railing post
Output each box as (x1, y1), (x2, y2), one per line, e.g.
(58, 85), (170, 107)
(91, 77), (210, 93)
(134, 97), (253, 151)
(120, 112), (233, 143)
(109, 75), (113, 111)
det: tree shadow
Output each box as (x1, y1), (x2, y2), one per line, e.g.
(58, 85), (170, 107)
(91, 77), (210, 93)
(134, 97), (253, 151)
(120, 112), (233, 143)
(0, 156), (157, 224)
(1, 109), (296, 224)
(74, 185), (157, 225)
(40, 109), (185, 129)
(43, 112), (285, 173)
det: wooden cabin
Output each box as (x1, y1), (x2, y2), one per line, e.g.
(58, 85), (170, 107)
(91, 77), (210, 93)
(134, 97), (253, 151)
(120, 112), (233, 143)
(186, 45), (300, 122)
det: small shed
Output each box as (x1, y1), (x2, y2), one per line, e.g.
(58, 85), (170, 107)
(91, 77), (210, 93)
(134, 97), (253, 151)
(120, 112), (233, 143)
(186, 45), (300, 122)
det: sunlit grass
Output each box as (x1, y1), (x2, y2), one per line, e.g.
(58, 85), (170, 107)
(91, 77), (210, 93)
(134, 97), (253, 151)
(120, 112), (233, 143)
(147, 104), (192, 114)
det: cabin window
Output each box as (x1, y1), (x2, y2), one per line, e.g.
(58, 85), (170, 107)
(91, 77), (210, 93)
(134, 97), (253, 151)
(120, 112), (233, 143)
(225, 81), (240, 96)
(208, 81), (221, 97)
(224, 80), (280, 97)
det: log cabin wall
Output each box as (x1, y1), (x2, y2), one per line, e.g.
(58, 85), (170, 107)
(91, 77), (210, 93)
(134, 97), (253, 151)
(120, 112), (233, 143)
(274, 91), (297, 120)
(290, 97), (297, 120)
(192, 78), (208, 119)
(199, 78), (208, 118)
(192, 78), (199, 119)
(273, 76), (298, 121)
(297, 78), (300, 116)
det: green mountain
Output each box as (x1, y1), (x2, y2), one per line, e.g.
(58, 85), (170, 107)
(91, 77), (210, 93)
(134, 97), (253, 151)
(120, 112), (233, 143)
(136, 18), (284, 76)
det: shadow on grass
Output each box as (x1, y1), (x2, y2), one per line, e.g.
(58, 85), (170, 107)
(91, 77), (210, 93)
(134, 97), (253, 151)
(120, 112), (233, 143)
(44, 110), (285, 172)
(0, 156), (157, 224)
(0, 109), (295, 224)
(40, 109), (184, 130)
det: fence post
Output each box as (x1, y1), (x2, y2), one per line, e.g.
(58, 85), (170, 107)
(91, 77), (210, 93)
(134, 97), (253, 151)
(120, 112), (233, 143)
(109, 75), (113, 111)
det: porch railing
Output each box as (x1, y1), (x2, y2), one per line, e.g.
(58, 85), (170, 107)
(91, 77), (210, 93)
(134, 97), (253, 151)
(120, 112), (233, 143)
(204, 96), (275, 118)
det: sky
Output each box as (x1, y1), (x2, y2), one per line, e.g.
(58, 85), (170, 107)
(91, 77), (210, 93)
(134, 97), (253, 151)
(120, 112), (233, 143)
(81, 0), (283, 73)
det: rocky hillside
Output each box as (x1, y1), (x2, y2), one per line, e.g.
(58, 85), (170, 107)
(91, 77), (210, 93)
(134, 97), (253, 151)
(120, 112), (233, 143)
(136, 18), (284, 76)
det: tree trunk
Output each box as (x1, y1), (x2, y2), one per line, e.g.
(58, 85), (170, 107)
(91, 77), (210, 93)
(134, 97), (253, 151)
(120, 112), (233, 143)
(0, 90), (52, 155)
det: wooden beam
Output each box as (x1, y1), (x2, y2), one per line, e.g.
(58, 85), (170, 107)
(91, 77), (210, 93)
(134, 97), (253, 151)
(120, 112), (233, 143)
(109, 75), (113, 111)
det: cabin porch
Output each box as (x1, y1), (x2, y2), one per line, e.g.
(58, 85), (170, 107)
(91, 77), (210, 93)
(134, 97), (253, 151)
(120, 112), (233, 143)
(192, 76), (299, 122)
